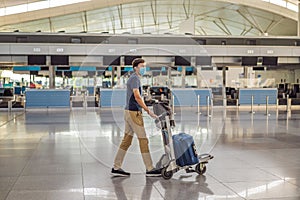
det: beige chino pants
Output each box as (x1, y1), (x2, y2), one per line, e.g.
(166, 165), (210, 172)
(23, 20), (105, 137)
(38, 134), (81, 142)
(113, 110), (154, 171)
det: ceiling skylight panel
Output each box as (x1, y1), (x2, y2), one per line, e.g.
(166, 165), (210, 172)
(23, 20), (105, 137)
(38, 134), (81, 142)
(0, 0), (90, 16)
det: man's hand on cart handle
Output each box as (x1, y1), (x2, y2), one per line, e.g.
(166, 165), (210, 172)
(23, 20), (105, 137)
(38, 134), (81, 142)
(146, 108), (158, 119)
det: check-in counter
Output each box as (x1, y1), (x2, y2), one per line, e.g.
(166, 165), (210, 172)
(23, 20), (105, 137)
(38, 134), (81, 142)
(100, 89), (126, 108)
(99, 88), (212, 108)
(25, 89), (70, 108)
(172, 88), (212, 107)
(238, 88), (277, 105)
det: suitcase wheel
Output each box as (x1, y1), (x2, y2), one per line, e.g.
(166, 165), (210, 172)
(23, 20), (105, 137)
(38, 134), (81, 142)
(195, 163), (207, 175)
(161, 167), (173, 180)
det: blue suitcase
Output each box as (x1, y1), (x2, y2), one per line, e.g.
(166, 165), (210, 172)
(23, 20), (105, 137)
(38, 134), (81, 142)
(172, 133), (199, 167)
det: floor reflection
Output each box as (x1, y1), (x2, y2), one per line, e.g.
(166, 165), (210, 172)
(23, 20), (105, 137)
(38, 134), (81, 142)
(1, 108), (300, 200)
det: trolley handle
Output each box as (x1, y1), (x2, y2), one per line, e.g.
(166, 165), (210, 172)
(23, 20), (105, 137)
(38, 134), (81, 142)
(156, 112), (169, 121)
(154, 112), (175, 128)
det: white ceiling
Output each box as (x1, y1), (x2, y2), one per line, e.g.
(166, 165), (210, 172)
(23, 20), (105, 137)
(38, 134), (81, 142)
(0, 0), (297, 36)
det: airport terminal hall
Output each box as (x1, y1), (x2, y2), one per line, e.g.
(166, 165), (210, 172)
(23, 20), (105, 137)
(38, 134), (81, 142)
(1, 0), (300, 199)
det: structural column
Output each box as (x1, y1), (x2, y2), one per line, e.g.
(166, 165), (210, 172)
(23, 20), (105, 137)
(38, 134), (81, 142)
(167, 64), (172, 89)
(197, 67), (201, 88)
(49, 66), (55, 89)
(47, 56), (55, 89)
(243, 67), (248, 78)
(298, 0), (300, 36)
(222, 66), (227, 106)
(116, 66), (121, 87)
(181, 66), (186, 88)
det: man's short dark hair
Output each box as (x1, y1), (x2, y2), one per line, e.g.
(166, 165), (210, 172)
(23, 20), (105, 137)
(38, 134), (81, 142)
(132, 58), (145, 68)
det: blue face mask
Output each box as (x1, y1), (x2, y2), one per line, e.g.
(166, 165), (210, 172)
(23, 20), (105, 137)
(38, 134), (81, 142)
(139, 67), (146, 76)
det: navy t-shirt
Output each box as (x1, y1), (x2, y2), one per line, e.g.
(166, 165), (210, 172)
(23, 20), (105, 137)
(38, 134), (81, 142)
(125, 73), (142, 111)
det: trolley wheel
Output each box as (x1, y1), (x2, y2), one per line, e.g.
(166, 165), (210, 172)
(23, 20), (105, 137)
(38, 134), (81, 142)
(161, 167), (173, 180)
(195, 163), (207, 175)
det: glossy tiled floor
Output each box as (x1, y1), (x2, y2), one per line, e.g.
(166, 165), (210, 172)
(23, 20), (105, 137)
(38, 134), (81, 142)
(0, 107), (300, 200)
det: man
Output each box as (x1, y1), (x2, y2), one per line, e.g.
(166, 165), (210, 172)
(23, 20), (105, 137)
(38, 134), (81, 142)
(111, 58), (162, 177)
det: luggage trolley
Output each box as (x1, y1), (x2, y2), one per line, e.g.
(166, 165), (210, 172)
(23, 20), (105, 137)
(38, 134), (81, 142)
(153, 100), (213, 180)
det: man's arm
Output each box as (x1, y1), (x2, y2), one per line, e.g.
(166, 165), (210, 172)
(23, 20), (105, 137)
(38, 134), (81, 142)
(133, 89), (157, 118)
(133, 88), (149, 112)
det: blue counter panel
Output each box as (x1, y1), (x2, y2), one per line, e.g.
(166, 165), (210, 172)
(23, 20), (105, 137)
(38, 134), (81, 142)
(86, 87), (94, 96)
(172, 89), (212, 107)
(239, 88), (277, 105)
(26, 89), (70, 108)
(13, 66), (41, 71)
(70, 66), (96, 71)
(14, 87), (22, 95)
(100, 89), (126, 107)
